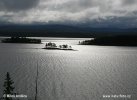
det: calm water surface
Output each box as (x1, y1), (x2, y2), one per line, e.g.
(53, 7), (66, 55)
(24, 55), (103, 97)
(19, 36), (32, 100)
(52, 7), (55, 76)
(0, 37), (137, 100)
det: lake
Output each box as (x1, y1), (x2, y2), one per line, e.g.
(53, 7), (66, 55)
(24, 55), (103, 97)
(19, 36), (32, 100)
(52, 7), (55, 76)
(0, 37), (137, 100)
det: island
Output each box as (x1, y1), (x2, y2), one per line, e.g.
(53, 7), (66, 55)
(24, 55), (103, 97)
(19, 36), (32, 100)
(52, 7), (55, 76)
(80, 35), (137, 46)
(43, 42), (74, 50)
(1, 37), (41, 44)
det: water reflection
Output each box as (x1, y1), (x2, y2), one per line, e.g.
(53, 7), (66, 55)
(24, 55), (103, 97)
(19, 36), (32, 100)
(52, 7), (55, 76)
(0, 37), (137, 100)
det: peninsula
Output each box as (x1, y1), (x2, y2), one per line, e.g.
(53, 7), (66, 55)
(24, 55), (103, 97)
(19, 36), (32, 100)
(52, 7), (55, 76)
(80, 35), (137, 46)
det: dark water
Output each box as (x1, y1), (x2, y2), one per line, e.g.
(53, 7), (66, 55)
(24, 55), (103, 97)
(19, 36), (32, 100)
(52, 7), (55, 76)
(0, 37), (137, 100)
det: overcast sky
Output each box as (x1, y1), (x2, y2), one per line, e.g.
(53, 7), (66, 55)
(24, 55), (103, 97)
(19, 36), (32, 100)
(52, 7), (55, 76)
(0, 0), (137, 27)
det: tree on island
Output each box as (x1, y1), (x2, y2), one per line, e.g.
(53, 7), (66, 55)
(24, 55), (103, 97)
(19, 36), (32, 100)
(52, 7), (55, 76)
(3, 72), (15, 100)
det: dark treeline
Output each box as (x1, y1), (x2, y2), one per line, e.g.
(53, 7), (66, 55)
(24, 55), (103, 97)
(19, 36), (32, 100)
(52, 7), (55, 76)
(80, 35), (137, 46)
(1, 37), (41, 44)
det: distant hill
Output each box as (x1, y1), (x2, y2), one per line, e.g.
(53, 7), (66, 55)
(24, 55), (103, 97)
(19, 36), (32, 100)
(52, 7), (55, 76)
(0, 24), (137, 38)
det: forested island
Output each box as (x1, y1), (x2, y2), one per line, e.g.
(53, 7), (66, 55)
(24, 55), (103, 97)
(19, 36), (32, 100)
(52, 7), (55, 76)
(1, 37), (41, 44)
(80, 35), (137, 46)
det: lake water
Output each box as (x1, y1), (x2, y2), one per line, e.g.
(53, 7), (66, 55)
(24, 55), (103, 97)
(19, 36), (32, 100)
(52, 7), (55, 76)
(0, 37), (137, 100)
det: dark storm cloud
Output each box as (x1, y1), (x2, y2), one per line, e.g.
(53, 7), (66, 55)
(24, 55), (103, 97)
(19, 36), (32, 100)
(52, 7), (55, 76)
(0, 0), (40, 12)
(122, 0), (137, 5)
(50, 0), (98, 12)
(0, 0), (137, 26)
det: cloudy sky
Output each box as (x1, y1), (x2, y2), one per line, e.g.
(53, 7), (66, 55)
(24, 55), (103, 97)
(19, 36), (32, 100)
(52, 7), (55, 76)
(0, 0), (137, 27)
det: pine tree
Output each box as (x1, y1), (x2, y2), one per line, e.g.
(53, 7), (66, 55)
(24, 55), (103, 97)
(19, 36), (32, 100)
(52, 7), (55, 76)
(3, 72), (15, 100)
